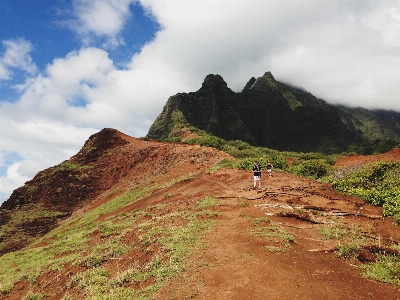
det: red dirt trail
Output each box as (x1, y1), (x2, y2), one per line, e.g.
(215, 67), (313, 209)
(2, 133), (400, 300)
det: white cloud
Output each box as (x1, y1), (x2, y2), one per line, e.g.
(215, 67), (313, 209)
(67, 0), (137, 47)
(268, 1), (400, 110)
(2, 0), (400, 204)
(0, 162), (30, 198)
(0, 38), (37, 80)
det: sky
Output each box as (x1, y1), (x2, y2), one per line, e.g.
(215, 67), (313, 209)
(1, 0), (400, 204)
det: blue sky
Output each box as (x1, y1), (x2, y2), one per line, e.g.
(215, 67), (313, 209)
(1, 0), (400, 204)
(0, 1), (159, 99)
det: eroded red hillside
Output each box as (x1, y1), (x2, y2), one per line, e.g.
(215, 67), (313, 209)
(0, 128), (230, 255)
(1, 132), (400, 299)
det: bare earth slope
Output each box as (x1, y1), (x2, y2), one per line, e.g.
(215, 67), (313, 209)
(2, 131), (400, 299)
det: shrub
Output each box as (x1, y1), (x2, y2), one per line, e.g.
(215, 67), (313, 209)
(291, 159), (332, 179)
(331, 161), (400, 218)
(184, 135), (226, 150)
(234, 158), (259, 170)
(225, 140), (252, 150)
(268, 154), (289, 170)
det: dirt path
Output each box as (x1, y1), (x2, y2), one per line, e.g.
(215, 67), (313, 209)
(156, 169), (400, 300)
(3, 135), (400, 299)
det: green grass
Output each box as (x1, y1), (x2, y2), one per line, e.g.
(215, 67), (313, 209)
(361, 255), (400, 287)
(317, 223), (365, 259)
(318, 223), (361, 241)
(317, 222), (400, 282)
(196, 196), (220, 210)
(336, 244), (361, 259)
(331, 161), (400, 221)
(55, 162), (93, 172)
(245, 216), (294, 252)
(0, 176), (218, 299)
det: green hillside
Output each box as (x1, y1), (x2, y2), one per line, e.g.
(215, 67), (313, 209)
(147, 72), (400, 154)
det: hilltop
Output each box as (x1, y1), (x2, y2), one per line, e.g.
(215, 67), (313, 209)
(147, 72), (400, 154)
(1, 129), (400, 299)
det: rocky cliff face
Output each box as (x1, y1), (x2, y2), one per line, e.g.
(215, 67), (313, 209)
(147, 72), (400, 153)
(0, 128), (230, 256)
(1, 129), (130, 212)
(147, 74), (256, 145)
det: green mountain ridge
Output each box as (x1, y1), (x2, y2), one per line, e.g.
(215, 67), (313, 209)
(147, 72), (400, 154)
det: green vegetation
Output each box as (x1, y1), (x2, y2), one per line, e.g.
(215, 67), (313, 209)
(291, 159), (332, 179)
(332, 161), (400, 222)
(196, 196), (220, 210)
(0, 176), (219, 299)
(318, 223), (361, 241)
(317, 222), (400, 285)
(245, 216), (294, 252)
(155, 124), (340, 180)
(361, 255), (400, 287)
(318, 223), (365, 259)
(55, 162), (93, 172)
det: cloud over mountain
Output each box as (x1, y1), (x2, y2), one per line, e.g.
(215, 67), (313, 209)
(1, 0), (400, 203)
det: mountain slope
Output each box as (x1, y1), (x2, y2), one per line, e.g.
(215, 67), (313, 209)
(0, 128), (229, 256)
(147, 74), (256, 145)
(1, 129), (400, 299)
(147, 72), (400, 153)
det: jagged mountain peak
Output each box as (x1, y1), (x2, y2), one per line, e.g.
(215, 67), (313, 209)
(249, 71), (278, 91)
(147, 71), (400, 153)
(200, 74), (229, 94)
(262, 71), (275, 79)
(243, 77), (257, 91)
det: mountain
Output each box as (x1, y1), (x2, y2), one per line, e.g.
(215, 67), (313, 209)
(0, 128), (230, 255)
(147, 72), (400, 153)
(1, 128), (400, 299)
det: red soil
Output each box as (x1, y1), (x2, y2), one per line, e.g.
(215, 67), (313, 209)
(2, 132), (400, 300)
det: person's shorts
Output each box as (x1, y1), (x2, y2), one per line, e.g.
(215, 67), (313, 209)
(254, 176), (261, 181)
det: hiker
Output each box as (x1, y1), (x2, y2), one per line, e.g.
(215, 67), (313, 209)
(252, 161), (261, 189)
(266, 160), (273, 177)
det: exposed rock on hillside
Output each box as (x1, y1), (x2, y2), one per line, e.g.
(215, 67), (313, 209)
(0, 128), (230, 256)
(147, 74), (256, 145)
(2, 129), (130, 212)
(1, 141), (400, 299)
(147, 72), (400, 153)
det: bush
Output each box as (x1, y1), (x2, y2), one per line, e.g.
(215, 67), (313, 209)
(234, 158), (257, 170)
(165, 137), (181, 143)
(268, 154), (289, 170)
(222, 146), (264, 158)
(382, 191), (400, 221)
(331, 161), (400, 218)
(184, 135), (226, 150)
(291, 159), (332, 179)
(225, 140), (252, 150)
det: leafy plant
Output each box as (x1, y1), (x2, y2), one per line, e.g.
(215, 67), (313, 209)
(184, 135), (226, 150)
(332, 161), (400, 219)
(291, 159), (332, 179)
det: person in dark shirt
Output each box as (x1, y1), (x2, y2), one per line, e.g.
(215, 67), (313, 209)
(252, 161), (261, 189)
